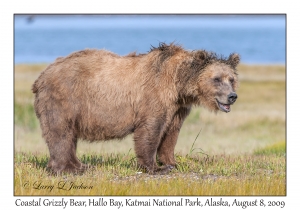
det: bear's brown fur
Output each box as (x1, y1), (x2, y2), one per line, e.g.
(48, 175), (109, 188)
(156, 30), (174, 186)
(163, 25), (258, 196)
(32, 43), (240, 174)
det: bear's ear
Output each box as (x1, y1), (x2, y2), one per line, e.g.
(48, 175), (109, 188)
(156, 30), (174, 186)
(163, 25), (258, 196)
(191, 50), (209, 70)
(194, 50), (209, 61)
(227, 53), (240, 68)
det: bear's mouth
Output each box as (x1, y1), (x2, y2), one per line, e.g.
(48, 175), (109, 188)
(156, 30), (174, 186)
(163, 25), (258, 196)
(216, 99), (231, 113)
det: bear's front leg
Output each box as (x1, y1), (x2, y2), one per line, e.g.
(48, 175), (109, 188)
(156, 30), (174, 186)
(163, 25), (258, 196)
(157, 107), (191, 170)
(133, 117), (167, 174)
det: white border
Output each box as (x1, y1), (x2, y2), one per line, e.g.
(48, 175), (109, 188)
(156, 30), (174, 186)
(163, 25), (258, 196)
(3, 0), (297, 209)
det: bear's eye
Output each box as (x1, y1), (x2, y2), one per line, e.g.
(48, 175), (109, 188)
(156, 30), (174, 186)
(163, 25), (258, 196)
(229, 78), (234, 84)
(213, 77), (221, 83)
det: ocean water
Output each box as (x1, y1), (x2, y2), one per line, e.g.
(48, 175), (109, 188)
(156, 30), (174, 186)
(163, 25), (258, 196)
(14, 15), (286, 64)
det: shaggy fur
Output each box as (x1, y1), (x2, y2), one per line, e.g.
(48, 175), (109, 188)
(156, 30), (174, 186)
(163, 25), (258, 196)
(32, 43), (240, 174)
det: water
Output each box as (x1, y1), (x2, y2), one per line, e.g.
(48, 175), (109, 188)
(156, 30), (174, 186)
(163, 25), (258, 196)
(14, 15), (286, 64)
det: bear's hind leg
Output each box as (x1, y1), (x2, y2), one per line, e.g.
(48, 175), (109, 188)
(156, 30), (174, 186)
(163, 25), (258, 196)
(42, 119), (87, 174)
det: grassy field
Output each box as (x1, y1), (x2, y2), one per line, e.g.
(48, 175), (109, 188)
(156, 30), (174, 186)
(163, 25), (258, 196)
(14, 63), (286, 196)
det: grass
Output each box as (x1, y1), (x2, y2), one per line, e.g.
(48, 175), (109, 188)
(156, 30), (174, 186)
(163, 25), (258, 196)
(254, 141), (286, 156)
(14, 101), (38, 130)
(14, 151), (285, 195)
(14, 63), (286, 195)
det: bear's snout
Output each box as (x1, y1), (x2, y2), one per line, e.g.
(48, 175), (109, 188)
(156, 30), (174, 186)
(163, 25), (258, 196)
(228, 92), (238, 104)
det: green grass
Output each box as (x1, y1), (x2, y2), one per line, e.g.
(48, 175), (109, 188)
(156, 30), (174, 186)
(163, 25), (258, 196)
(14, 101), (38, 130)
(254, 141), (286, 156)
(14, 63), (286, 195)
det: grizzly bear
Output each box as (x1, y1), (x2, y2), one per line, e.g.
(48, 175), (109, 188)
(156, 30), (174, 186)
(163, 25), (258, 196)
(32, 43), (239, 174)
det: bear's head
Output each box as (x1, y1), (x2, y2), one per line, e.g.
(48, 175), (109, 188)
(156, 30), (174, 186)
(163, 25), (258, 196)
(178, 51), (240, 113)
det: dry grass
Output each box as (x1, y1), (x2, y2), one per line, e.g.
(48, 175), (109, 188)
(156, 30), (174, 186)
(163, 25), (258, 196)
(14, 151), (285, 196)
